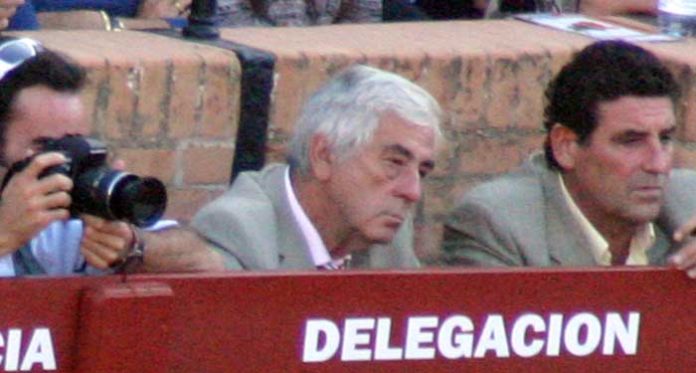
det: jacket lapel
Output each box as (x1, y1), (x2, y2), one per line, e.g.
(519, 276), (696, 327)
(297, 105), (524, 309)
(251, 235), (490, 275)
(647, 227), (672, 265)
(264, 166), (316, 269)
(528, 155), (597, 266)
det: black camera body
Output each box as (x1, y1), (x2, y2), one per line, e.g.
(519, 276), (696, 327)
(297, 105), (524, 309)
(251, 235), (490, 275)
(4, 135), (167, 227)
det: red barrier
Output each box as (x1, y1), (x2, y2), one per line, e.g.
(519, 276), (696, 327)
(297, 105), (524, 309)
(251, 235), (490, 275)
(0, 267), (693, 372)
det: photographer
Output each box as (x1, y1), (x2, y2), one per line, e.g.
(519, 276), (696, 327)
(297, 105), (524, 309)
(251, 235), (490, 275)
(0, 37), (170, 276)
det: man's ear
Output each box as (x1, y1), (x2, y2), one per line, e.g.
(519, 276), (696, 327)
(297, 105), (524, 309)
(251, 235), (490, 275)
(549, 124), (579, 170)
(308, 134), (333, 181)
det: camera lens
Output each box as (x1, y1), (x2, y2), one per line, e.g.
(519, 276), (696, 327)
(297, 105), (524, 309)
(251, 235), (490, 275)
(111, 176), (167, 227)
(73, 168), (167, 227)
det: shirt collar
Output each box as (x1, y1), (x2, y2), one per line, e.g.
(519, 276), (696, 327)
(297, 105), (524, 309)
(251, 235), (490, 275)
(284, 168), (349, 268)
(558, 174), (654, 266)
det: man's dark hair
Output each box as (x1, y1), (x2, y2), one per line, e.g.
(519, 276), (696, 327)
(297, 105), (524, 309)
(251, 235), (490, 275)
(543, 40), (681, 170)
(0, 50), (86, 155)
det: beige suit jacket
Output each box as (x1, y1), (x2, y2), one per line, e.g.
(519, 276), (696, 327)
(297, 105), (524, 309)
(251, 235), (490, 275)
(191, 164), (420, 270)
(442, 153), (696, 267)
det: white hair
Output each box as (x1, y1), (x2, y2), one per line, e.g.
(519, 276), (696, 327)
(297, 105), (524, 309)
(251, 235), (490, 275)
(287, 65), (442, 174)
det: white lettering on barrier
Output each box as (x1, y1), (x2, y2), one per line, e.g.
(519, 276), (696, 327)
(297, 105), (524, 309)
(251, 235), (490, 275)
(301, 312), (640, 363)
(374, 318), (402, 360)
(0, 328), (56, 371)
(603, 313), (640, 355)
(437, 315), (474, 359)
(404, 316), (437, 359)
(546, 313), (563, 356)
(474, 314), (509, 358)
(510, 313), (545, 357)
(342, 318), (374, 361)
(565, 313), (602, 356)
(303, 320), (340, 363)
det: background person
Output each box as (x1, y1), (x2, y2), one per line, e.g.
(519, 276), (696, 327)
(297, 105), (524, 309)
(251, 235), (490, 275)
(215, 0), (381, 27)
(7, 0), (190, 30)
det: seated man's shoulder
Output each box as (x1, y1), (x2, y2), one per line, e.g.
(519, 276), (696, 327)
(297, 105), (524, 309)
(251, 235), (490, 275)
(227, 163), (286, 196)
(670, 168), (696, 183)
(194, 164), (286, 225)
(190, 164), (286, 269)
(456, 168), (544, 212)
(442, 162), (550, 267)
(665, 168), (696, 213)
(659, 167), (696, 230)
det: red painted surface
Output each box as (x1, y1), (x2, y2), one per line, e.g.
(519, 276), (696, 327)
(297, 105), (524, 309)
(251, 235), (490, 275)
(0, 267), (692, 372)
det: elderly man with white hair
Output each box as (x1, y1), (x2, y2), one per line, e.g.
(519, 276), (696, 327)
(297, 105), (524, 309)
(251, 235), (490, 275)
(137, 65), (444, 271)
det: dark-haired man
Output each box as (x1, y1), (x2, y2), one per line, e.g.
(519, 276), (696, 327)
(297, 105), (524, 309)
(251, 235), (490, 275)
(443, 40), (696, 278)
(0, 37), (167, 276)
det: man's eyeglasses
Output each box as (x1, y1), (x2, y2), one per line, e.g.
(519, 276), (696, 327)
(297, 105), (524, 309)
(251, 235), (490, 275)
(0, 38), (43, 82)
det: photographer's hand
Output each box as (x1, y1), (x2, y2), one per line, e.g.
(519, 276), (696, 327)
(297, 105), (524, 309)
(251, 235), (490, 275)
(0, 152), (72, 256)
(80, 214), (133, 269)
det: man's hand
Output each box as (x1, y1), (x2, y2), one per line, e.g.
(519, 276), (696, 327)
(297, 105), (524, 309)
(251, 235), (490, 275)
(0, 0), (24, 29)
(80, 214), (135, 269)
(670, 215), (696, 279)
(79, 157), (134, 269)
(0, 152), (72, 255)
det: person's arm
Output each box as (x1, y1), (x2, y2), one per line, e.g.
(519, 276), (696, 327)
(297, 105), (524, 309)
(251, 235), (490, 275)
(81, 217), (228, 272)
(79, 214), (133, 269)
(658, 168), (696, 279)
(579, 0), (657, 16)
(670, 217), (696, 279)
(139, 227), (228, 272)
(0, 152), (71, 256)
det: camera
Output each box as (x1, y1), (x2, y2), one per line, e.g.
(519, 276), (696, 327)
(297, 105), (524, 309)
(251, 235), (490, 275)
(3, 135), (167, 227)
